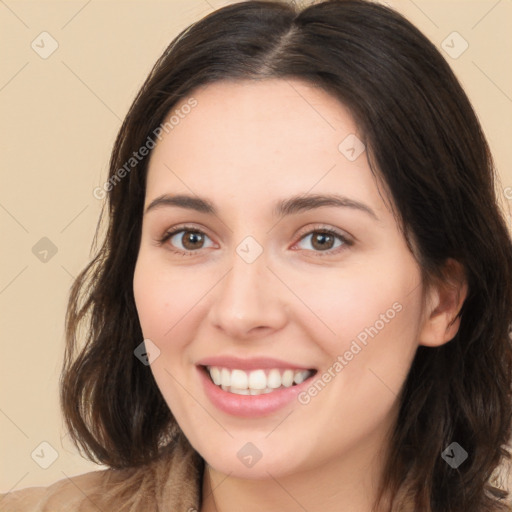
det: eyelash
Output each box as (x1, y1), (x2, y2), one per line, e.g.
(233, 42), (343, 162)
(157, 224), (353, 257)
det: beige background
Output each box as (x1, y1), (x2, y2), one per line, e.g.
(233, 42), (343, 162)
(1, 0), (511, 493)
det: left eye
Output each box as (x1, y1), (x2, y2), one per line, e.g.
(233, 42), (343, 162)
(295, 230), (347, 252)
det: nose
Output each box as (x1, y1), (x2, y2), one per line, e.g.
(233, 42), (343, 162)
(207, 250), (288, 340)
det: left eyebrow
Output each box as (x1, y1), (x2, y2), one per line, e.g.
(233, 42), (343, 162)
(144, 192), (378, 220)
(273, 193), (378, 220)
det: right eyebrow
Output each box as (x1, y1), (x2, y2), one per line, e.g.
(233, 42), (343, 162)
(145, 194), (215, 215)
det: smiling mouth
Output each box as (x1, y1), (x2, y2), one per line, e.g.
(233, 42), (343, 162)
(202, 365), (317, 395)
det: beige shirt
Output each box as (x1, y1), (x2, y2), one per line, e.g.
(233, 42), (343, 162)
(0, 433), (203, 512)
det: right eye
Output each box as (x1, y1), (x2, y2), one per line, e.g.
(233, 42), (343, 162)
(159, 226), (215, 255)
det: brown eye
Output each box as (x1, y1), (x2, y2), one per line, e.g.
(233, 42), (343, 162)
(161, 227), (214, 254)
(295, 228), (351, 256)
(311, 232), (336, 251)
(180, 231), (205, 250)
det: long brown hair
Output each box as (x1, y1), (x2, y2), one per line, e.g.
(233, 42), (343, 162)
(61, 1), (512, 510)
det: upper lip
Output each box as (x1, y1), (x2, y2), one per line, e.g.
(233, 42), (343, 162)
(196, 355), (314, 371)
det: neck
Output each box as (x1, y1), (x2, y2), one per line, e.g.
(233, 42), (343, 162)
(200, 428), (393, 512)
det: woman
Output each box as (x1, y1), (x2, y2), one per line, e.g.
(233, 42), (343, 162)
(2, 0), (511, 510)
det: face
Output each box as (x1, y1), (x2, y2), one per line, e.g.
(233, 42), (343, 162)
(133, 79), (426, 480)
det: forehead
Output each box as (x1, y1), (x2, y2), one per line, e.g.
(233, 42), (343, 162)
(145, 79), (383, 214)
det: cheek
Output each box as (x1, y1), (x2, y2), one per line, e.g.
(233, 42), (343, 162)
(133, 254), (198, 341)
(291, 257), (422, 359)
(132, 256), (199, 408)
(293, 267), (422, 452)
(132, 265), (167, 339)
(292, 259), (423, 435)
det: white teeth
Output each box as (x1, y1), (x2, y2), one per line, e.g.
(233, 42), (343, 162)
(231, 369), (248, 389)
(293, 370), (310, 385)
(206, 366), (314, 394)
(267, 369), (281, 388)
(221, 368), (231, 387)
(248, 369), (267, 390)
(210, 367), (221, 385)
(281, 369), (294, 387)
(230, 388), (249, 395)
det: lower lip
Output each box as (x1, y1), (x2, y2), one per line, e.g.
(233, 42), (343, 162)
(198, 366), (316, 418)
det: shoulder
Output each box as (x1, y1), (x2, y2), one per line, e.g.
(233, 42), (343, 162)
(0, 469), (108, 512)
(0, 433), (203, 512)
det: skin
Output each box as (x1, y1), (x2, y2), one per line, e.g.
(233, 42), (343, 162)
(133, 79), (467, 512)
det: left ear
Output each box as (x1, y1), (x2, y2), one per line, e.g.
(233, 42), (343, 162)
(418, 258), (468, 348)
